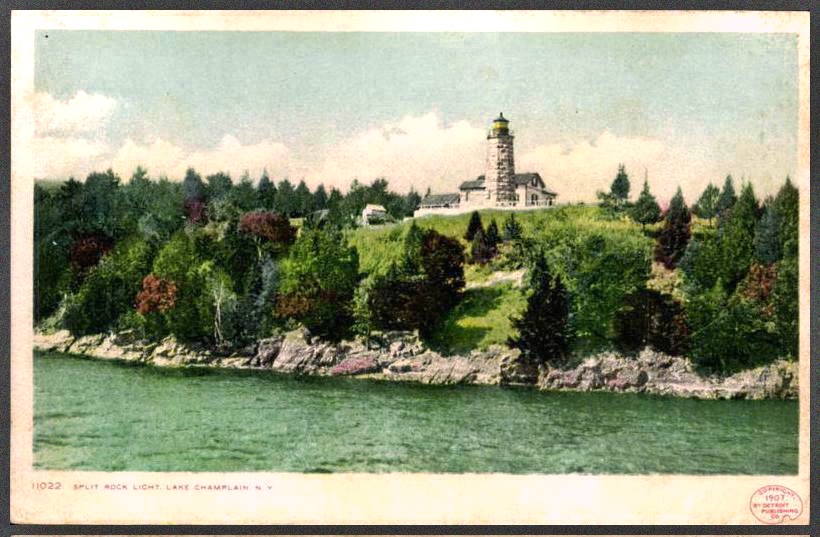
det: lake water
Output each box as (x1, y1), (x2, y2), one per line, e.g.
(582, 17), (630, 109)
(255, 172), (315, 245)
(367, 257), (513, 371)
(34, 352), (798, 474)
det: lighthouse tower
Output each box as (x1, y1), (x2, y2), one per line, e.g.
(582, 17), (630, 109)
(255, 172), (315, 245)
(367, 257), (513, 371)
(485, 113), (516, 205)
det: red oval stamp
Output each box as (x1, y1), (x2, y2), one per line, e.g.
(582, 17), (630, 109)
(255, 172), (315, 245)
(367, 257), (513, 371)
(749, 485), (803, 524)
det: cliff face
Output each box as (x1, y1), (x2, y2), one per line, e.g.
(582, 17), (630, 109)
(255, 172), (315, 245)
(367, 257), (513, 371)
(33, 329), (798, 400)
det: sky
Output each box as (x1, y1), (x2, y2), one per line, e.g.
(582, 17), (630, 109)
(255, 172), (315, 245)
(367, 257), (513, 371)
(34, 30), (798, 203)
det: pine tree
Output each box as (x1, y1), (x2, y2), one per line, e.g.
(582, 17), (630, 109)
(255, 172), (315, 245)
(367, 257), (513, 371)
(464, 210), (483, 241)
(256, 170), (276, 210)
(692, 182), (720, 224)
(773, 176), (798, 258)
(629, 179), (661, 229)
(470, 229), (493, 265)
(485, 219), (501, 251)
(610, 164), (630, 201)
(716, 175), (737, 217)
(719, 182), (760, 291)
(654, 187), (691, 269)
(508, 255), (570, 367)
(754, 200), (781, 265)
(502, 212), (523, 241)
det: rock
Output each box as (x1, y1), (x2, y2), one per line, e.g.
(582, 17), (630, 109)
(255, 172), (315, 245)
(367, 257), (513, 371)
(330, 356), (379, 376)
(33, 329), (75, 353)
(94, 333), (145, 362)
(271, 329), (340, 374)
(251, 336), (283, 367)
(67, 333), (105, 355)
(498, 347), (538, 385)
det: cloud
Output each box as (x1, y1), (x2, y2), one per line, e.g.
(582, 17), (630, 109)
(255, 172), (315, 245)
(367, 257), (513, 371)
(32, 136), (109, 178)
(34, 91), (117, 135)
(109, 134), (291, 181)
(519, 131), (693, 204)
(305, 112), (486, 193)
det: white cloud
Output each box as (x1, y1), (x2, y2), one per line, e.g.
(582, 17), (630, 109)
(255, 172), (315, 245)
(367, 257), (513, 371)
(305, 112), (486, 193)
(32, 136), (109, 178)
(34, 91), (117, 135)
(109, 134), (291, 181)
(519, 131), (699, 204)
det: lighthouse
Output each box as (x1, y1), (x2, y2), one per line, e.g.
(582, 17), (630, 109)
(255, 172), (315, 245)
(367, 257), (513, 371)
(485, 113), (516, 205)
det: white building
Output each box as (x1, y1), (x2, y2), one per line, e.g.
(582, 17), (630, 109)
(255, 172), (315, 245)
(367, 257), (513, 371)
(361, 203), (388, 226)
(416, 113), (557, 217)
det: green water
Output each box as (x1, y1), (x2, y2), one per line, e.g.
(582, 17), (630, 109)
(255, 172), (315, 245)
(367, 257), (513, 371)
(34, 352), (798, 474)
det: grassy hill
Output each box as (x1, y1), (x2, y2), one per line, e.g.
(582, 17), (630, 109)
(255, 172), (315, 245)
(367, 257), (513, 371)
(348, 204), (654, 355)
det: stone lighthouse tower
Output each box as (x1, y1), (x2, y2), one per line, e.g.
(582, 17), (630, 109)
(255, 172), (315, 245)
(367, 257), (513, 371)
(485, 112), (516, 205)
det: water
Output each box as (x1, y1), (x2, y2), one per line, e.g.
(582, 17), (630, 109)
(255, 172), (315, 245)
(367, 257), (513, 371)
(34, 352), (798, 474)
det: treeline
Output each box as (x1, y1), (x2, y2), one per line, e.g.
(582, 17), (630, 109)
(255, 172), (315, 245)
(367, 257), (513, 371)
(34, 166), (433, 349)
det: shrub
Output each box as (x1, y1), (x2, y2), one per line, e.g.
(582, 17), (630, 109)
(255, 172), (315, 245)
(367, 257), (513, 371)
(239, 211), (296, 258)
(135, 274), (177, 314)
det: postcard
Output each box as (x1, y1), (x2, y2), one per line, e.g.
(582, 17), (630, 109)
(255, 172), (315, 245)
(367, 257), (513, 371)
(10, 10), (810, 524)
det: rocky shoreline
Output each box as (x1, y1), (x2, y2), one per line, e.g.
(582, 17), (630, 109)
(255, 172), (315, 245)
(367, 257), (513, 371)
(33, 328), (798, 400)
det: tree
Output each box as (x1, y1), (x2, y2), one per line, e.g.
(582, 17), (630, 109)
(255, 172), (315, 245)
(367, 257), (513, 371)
(256, 170), (277, 210)
(485, 219), (501, 250)
(754, 200), (781, 265)
(464, 210), (483, 241)
(610, 164), (631, 201)
(313, 183), (328, 211)
(502, 212), (523, 241)
(719, 182), (760, 292)
(716, 174), (737, 217)
(136, 274), (177, 315)
(509, 255), (570, 368)
(239, 211), (297, 259)
(614, 288), (689, 355)
(206, 172), (233, 200)
(470, 229), (493, 265)
(182, 167), (206, 202)
(275, 179), (297, 217)
(294, 180), (314, 216)
(277, 228), (360, 339)
(629, 179), (662, 229)
(692, 182), (720, 224)
(773, 176), (798, 258)
(654, 187), (691, 269)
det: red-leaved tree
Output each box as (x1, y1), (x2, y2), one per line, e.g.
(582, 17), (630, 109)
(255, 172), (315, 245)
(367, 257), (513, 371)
(239, 211), (296, 257)
(69, 234), (113, 272)
(135, 274), (178, 315)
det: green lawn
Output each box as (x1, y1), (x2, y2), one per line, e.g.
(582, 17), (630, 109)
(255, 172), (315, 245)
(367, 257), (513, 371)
(427, 282), (526, 355)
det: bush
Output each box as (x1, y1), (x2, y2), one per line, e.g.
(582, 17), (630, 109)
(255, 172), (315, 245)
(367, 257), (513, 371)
(464, 210), (483, 241)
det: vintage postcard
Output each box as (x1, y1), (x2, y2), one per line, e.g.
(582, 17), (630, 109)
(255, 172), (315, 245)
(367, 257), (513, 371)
(10, 10), (810, 524)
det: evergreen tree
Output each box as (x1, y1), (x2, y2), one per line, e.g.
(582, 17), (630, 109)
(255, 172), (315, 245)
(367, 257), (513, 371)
(502, 212), (523, 241)
(716, 174), (737, 217)
(464, 210), (483, 241)
(610, 164), (631, 201)
(629, 179), (661, 229)
(182, 167), (206, 202)
(313, 184), (328, 211)
(470, 229), (493, 265)
(692, 182), (720, 224)
(508, 255), (570, 367)
(206, 172), (233, 200)
(719, 182), (760, 291)
(485, 219), (501, 250)
(294, 180), (313, 217)
(654, 187), (691, 269)
(256, 170), (276, 210)
(754, 200), (781, 265)
(275, 179), (296, 217)
(773, 176), (798, 258)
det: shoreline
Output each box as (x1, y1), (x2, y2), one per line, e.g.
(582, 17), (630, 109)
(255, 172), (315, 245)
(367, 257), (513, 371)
(33, 328), (798, 400)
